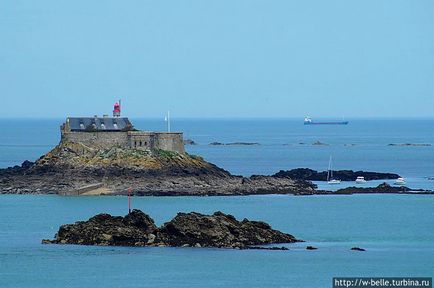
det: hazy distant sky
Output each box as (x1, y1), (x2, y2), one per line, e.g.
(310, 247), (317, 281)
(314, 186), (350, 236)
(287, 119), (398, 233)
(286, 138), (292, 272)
(1, 0), (433, 118)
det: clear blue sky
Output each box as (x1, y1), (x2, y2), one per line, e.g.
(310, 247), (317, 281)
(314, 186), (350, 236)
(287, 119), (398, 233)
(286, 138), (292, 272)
(1, 0), (433, 118)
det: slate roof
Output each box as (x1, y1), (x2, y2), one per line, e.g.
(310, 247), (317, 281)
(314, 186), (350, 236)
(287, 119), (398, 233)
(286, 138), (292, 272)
(67, 117), (133, 132)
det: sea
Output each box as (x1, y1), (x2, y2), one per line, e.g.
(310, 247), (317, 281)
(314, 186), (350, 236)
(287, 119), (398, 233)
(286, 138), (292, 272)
(0, 118), (433, 287)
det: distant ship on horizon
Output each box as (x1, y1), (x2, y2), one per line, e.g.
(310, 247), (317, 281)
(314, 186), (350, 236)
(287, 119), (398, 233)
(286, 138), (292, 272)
(304, 116), (349, 125)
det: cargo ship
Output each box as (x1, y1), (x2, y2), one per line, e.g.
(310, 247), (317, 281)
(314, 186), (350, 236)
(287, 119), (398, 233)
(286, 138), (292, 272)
(304, 116), (349, 125)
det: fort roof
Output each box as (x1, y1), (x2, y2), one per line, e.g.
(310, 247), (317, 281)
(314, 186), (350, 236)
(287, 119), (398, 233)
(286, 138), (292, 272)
(67, 117), (133, 132)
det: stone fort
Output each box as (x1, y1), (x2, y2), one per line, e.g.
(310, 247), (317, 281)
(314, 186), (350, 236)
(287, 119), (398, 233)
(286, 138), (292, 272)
(60, 116), (185, 154)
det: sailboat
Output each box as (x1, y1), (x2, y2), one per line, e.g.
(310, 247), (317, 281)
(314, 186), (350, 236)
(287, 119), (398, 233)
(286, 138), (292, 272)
(327, 156), (341, 184)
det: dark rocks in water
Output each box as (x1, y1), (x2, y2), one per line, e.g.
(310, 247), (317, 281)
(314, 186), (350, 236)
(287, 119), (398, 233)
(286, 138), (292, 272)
(157, 211), (298, 248)
(273, 168), (400, 181)
(312, 141), (328, 146)
(49, 210), (157, 246)
(388, 143), (431, 147)
(351, 247), (366, 251)
(298, 183), (433, 196)
(245, 246), (289, 251)
(334, 183), (413, 194)
(306, 246), (318, 250)
(43, 210), (301, 249)
(183, 139), (197, 145)
(209, 142), (260, 146)
(225, 142), (259, 146)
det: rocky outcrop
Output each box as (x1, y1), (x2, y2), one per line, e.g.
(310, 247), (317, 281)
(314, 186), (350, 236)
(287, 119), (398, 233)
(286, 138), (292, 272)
(312, 141), (328, 146)
(388, 143), (431, 147)
(351, 247), (366, 251)
(0, 141), (315, 195)
(209, 142), (259, 146)
(273, 168), (400, 181)
(43, 209), (300, 249)
(302, 183), (433, 196)
(183, 139), (196, 145)
(332, 183), (430, 194)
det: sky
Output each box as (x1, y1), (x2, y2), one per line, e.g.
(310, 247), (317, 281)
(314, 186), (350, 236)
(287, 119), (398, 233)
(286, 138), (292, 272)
(0, 0), (433, 118)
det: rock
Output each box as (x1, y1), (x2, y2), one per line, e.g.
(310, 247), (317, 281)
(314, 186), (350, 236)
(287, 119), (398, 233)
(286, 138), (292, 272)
(46, 209), (157, 246)
(147, 233), (156, 244)
(351, 247), (366, 251)
(245, 246), (289, 250)
(156, 211), (299, 248)
(225, 142), (259, 146)
(312, 141), (328, 146)
(306, 246), (317, 250)
(334, 183), (412, 194)
(209, 142), (259, 146)
(21, 160), (34, 169)
(273, 168), (400, 181)
(45, 210), (301, 249)
(388, 143), (431, 147)
(183, 139), (196, 145)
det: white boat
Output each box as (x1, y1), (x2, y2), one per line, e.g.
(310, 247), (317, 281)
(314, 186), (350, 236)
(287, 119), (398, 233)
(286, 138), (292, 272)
(355, 176), (366, 184)
(327, 156), (341, 185)
(394, 177), (406, 185)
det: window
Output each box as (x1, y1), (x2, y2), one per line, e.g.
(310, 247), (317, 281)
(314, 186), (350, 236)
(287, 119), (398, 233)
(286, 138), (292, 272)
(139, 141), (142, 146)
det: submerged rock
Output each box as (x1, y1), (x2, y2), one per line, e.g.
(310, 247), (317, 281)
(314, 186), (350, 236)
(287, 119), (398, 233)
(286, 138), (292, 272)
(273, 168), (400, 181)
(183, 139), (197, 145)
(312, 141), (328, 146)
(43, 209), (300, 249)
(388, 143), (431, 147)
(351, 247), (366, 251)
(225, 142), (260, 146)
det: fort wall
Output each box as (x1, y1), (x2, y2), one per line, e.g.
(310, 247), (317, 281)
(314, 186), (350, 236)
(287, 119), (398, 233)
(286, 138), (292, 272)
(61, 124), (185, 154)
(61, 131), (129, 148)
(154, 133), (185, 154)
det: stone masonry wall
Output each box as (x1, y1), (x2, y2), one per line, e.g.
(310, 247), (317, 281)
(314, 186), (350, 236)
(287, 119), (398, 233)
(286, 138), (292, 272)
(154, 132), (185, 154)
(61, 127), (185, 154)
(61, 131), (129, 148)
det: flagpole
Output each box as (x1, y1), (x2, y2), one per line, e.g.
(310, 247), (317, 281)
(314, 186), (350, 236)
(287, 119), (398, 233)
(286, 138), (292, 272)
(168, 110), (171, 132)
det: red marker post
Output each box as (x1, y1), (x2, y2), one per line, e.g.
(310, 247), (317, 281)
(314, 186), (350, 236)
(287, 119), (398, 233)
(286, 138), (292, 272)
(128, 187), (132, 213)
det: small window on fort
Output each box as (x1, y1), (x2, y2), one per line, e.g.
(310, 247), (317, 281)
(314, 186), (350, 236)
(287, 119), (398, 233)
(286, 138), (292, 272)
(145, 141), (147, 146)
(139, 141), (142, 146)
(134, 141), (137, 147)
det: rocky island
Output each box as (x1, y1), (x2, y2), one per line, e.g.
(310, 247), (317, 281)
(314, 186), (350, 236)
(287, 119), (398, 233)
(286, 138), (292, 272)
(273, 168), (400, 181)
(0, 116), (314, 195)
(43, 209), (300, 249)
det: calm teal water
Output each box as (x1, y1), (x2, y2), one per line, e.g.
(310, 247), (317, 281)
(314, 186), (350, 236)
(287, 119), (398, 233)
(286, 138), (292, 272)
(0, 194), (433, 288)
(0, 119), (433, 287)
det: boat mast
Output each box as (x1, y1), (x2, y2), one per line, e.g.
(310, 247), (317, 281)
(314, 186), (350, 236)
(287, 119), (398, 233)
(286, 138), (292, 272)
(327, 156), (332, 181)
